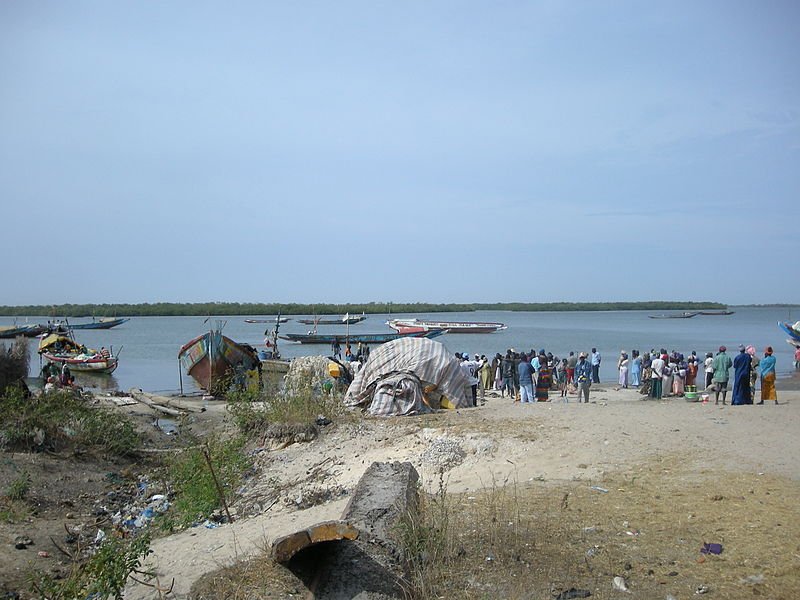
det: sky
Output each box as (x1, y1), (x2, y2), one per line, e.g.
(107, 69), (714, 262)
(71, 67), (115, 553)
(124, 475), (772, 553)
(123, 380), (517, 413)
(1, 1), (798, 306)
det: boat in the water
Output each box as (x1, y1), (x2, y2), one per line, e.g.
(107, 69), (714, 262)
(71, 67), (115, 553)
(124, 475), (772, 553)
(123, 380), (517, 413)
(178, 328), (260, 392)
(778, 321), (800, 342)
(386, 318), (506, 334)
(648, 312), (698, 319)
(38, 333), (119, 374)
(697, 310), (735, 316)
(244, 317), (290, 324)
(0, 324), (45, 338)
(297, 313), (367, 326)
(68, 317), (130, 330)
(279, 329), (445, 345)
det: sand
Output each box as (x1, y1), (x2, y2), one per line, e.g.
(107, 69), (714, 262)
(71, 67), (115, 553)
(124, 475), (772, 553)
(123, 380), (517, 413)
(122, 383), (800, 598)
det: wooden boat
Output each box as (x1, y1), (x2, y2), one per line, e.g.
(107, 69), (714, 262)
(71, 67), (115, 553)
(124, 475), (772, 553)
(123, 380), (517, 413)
(0, 324), (44, 338)
(38, 334), (118, 374)
(648, 312), (698, 319)
(697, 310), (735, 316)
(386, 318), (506, 334)
(68, 317), (130, 330)
(244, 317), (290, 324)
(178, 329), (260, 392)
(778, 321), (800, 342)
(297, 314), (366, 326)
(279, 329), (445, 345)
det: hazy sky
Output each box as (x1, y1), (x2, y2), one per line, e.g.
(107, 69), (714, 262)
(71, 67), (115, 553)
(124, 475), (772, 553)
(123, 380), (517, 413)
(2, 1), (798, 305)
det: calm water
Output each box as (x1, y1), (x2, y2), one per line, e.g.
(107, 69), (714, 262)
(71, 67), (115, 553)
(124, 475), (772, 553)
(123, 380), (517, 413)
(3, 307), (797, 394)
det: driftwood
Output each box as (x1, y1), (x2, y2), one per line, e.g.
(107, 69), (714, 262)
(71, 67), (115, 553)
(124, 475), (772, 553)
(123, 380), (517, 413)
(129, 388), (187, 417)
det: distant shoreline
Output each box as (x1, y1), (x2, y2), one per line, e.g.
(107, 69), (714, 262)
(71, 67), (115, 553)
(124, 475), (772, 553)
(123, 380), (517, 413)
(0, 301), (739, 318)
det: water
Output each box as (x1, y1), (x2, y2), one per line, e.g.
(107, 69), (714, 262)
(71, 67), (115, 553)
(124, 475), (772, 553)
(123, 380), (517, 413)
(3, 307), (797, 393)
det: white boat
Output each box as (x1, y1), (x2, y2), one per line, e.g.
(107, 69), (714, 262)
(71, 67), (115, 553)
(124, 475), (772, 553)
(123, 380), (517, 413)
(386, 318), (506, 334)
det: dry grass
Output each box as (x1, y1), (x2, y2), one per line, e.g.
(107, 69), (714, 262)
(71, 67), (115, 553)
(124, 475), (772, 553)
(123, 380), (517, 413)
(189, 452), (800, 599)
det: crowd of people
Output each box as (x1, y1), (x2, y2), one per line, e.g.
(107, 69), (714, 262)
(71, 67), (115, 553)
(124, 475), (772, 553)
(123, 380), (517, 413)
(452, 344), (780, 407)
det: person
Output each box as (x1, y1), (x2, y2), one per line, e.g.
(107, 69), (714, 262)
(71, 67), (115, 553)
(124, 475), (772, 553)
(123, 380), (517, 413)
(459, 353), (480, 407)
(566, 351), (577, 385)
(345, 343), (353, 361)
(492, 353), (503, 391)
(575, 352), (592, 403)
(60, 363), (72, 386)
(759, 347), (777, 404)
(517, 353), (535, 403)
(795, 346), (800, 371)
(639, 353), (652, 396)
(731, 345), (752, 405)
(686, 356), (698, 388)
(662, 356), (674, 398)
(479, 355), (492, 393)
(618, 352), (629, 388)
(630, 350), (641, 387)
(535, 352), (551, 401)
(746, 345), (759, 401)
(591, 348), (601, 383)
(673, 358), (686, 396)
(501, 351), (516, 399)
(44, 376), (57, 393)
(557, 358), (568, 399)
(712, 346), (733, 405)
(704, 352), (715, 389)
(650, 353), (665, 399)
(331, 340), (342, 360)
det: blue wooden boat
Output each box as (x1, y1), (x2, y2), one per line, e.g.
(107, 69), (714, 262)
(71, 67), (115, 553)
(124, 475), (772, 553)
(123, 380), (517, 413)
(69, 317), (130, 330)
(778, 321), (800, 342)
(279, 329), (445, 345)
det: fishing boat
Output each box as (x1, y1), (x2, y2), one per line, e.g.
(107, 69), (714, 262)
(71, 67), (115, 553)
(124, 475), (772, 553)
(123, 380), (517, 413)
(0, 324), (45, 338)
(38, 334), (119, 374)
(648, 312), (698, 319)
(386, 318), (506, 334)
(244, 317), (290, 324)
(68, 317), (130, 330)
(279, 329), (445, 345)
(697, 310), (735, 316)
(297, 313), (366, 326)
(778, 321), (800, 342)
(258, 316), (291, 373)
(178, 328), (260, 392)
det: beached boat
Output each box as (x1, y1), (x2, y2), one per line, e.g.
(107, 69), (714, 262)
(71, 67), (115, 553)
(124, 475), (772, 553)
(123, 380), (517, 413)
(178, 329), (260, 392)
(648, 312), (698, 319)
(697, 310), (735, 316)
(778, 321), (800, 342)
(386, 318), (506, 334)
(279, 329), (445, 345)
(68, 317), (130, 330)
(297, 313), (367, 326)
(38, 334), (118, 374)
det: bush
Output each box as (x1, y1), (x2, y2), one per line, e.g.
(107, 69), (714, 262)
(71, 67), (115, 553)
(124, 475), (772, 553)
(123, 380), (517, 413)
(0, 338), (29, 394)
(0, 387), (140, 456)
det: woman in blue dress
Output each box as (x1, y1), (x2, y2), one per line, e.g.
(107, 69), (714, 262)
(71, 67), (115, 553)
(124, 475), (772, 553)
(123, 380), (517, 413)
(630, 350), (641, 387)
(732, 345), (752, 405)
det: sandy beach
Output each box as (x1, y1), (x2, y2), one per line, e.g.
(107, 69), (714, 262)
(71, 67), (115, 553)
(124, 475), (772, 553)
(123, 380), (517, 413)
(121, 383), (800, 598)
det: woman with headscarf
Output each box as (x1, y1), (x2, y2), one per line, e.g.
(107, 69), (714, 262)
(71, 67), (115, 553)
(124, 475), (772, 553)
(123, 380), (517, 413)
(618, 352), (629, 388)
(746, 345), (760, 402)
(759, 347), (777, 404)
(630, 350), (641, 387)
(732, 345), (752, 405)
(535, 352), (551, 401)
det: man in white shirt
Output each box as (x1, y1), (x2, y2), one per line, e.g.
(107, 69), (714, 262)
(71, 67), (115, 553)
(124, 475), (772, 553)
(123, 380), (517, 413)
(650, 354), (666, 399)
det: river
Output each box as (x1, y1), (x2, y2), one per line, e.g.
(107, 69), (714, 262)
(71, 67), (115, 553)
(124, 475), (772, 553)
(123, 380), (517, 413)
(3, 306), (797, 394)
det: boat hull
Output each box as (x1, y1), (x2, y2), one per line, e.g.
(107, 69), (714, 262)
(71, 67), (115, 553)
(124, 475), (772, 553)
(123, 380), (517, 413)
(386, 319), (506, 334)
(178, 331), (259, 391)
(69, 318), (130, 330)
(778, 321), (800, 342)
(297, 315), (367, 325)
(42, 353), (118, 374)
(279, 329), (445, 345)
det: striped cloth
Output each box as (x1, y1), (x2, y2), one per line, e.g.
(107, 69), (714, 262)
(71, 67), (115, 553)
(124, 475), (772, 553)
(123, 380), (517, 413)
(344, 338), (472, 416)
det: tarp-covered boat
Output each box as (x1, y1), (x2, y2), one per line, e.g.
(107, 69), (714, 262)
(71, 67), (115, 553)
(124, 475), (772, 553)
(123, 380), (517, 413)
(38, 334), (119, 374)
(178, 329), (260, 392)
(344, 337), (472, 415)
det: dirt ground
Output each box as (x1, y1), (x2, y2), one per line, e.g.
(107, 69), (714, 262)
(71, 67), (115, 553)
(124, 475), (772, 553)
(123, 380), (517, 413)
(2, 383), (799, 599)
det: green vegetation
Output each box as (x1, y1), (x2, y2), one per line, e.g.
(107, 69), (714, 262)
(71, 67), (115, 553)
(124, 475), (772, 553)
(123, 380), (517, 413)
(0, 388), (140, 456)
(160, 436), (251, 530)
(30, 533), (152, 600)
(0, 300), (728, 317)
(0, 338), (29, 395)
(5, 470), (30, 501)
